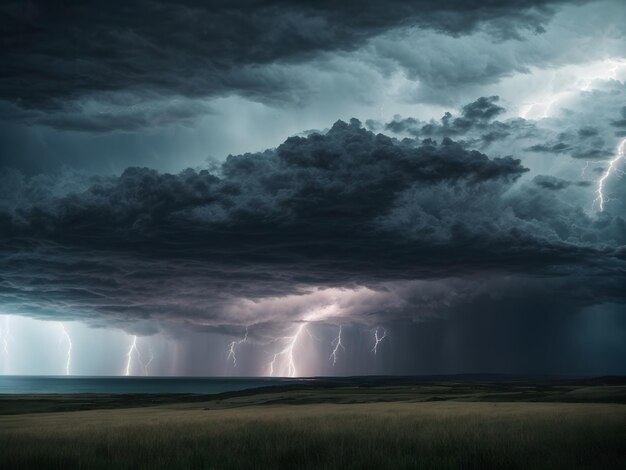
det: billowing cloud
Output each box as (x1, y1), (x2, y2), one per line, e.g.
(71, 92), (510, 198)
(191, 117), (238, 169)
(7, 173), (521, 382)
(532, 174), (590, 190)
(382, 96), (519, 141)
(1, 118), (625, 341)
(0, 0), (584, 132)
(2, 0), (626, 376)
(381, 83), (626, 179)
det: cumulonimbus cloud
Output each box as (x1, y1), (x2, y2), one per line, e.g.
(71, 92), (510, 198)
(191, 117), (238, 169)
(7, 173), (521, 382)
(1, 117), (625, 335)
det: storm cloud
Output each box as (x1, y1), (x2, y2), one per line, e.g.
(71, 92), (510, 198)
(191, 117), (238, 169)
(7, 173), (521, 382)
(1, 119), (625, 339)
(0, 0), (584, 132)
(1, 0), (626, 376)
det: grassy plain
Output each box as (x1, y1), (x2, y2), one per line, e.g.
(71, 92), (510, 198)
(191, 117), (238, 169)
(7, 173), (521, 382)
(1, 379), (625, 469)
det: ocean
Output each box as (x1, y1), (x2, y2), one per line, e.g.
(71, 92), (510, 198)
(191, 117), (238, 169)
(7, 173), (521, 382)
(0, 376), (310, 394)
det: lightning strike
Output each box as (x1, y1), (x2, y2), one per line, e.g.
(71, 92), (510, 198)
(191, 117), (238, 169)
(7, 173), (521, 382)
(227, 327), (248, 367)
(520, 59), (626, 120)
(581, 160), (593, 179)
(329, 325), (345, 366)
(372, 327), (387, 355)
(268, 323), (306, 377)
(143, 344), (154, 376)
(594, 137), (626, 212)
(124, 335), (142, 376)
(59, 323), (72, 375)
(266, 303), (343, 377)
(520, 92), (568, 120)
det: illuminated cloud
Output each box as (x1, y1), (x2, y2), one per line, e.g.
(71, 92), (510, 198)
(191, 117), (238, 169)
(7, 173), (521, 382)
(1, 0), (626, 376)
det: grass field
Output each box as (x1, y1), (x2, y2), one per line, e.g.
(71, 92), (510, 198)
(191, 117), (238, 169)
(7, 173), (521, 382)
(1, 381), (625, 469)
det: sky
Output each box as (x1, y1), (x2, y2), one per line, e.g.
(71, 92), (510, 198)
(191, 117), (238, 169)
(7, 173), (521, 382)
(1, 0), (626, 377)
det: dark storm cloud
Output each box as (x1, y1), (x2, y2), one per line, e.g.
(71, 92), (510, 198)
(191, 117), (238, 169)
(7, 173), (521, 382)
(1, 119), (625, 331)
(33, 101), (213, 133)
(611, 107), (626, 129)
(460, 96), (506, 121)
(532, 174), (590, 190)
(526, 142), (571, 153)
(526, 137), (614, 159)
(383, 96), (539, 147)
(0, 0), (573, 131)
(578, 126), (599, 138)
(382, 91), (623, 165)
(385, 97), (510, 139)
(0, 99), (211, 135)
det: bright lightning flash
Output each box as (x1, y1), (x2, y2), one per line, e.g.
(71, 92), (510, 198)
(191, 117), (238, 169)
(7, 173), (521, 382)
(227, 327), (248, 367)
(372, 327), (387, 355)
(59, 323), (72, 375)
(329, 325), (345, 366)
(595, 137), (626, 212)
(267, 303), (344, 377)
(268, 323), (307, 377)
(520, 59), (625, 120)
(125, 335), (141, 376)
(143, 344), (154, 376)
(124, 335), (155, 376)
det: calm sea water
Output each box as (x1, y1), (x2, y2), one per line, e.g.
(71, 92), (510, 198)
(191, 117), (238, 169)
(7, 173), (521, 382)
(0, 376), (311, 394)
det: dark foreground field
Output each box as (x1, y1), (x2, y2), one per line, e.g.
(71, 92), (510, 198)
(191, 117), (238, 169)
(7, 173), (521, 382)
(1, 377), (625, 469)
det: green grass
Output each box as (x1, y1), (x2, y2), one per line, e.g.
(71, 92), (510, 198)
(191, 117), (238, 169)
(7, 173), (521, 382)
(1, 401), (625, 469)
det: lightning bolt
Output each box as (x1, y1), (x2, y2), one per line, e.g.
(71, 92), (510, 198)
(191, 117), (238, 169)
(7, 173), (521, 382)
(268, 323), (307, 377)
(581, 160), (593, 179)
(594, 137), (626, 212)
(513, 61), (626, 213)
(329, 325), (345, 366)
(143, 344), (154, 376)
(59, 323), (72, 376)
(372, 327), (387, 355)
(264, 302), (349, 377)
(520, 92), (569, 120)
(520, 59), (625, 120)
(227, 327), (248, 367)
(124, 335), (141, 376)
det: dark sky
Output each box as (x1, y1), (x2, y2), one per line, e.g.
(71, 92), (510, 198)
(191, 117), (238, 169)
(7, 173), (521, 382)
(1, 0), (626, 376)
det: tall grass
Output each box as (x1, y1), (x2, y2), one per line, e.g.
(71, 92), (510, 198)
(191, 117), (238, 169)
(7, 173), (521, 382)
(1, 402), (625, 469)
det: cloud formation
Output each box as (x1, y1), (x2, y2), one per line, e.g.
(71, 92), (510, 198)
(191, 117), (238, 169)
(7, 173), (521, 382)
(2, 0), (626, 376)
(0, 0), (578, 131)
(380, 84), (626, 173)
(1, 118), (625, 339)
